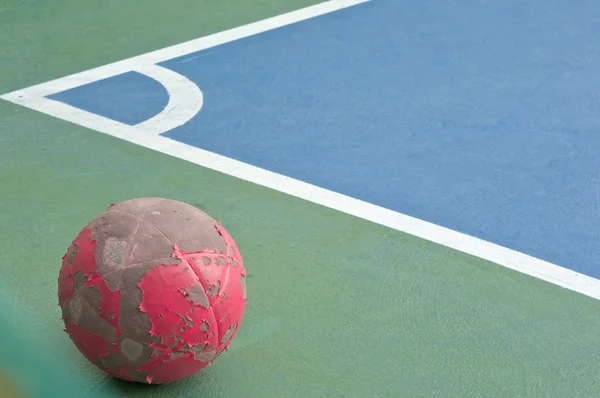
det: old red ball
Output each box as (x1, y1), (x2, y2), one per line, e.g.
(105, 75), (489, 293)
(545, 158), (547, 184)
(57, 198), (247, 384)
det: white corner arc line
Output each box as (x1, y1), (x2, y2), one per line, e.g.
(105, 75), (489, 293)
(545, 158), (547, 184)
(1, 0), (600, 302)
(2, 64), (203, 137)
(133, 64), (203, 135)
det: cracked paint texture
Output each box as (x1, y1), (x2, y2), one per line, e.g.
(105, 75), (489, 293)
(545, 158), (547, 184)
(57, 198), (247, 384)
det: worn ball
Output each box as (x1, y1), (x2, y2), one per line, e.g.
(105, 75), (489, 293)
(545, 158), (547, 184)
(57, 198), (247, 384)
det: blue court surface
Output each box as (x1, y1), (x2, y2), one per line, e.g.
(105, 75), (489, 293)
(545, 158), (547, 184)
(49, 0), (600, 277)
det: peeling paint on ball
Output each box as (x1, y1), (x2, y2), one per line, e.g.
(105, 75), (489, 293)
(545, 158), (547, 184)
(57, 198), (247, 384)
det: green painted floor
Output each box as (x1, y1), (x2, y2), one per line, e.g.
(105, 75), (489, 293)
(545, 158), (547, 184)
(1, 1), (599, 397)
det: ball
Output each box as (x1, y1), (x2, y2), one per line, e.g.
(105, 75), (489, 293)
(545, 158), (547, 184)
(57, 198), (247, 384)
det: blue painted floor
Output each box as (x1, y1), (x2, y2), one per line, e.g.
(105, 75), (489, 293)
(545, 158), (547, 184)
(50, 0), (600, 277)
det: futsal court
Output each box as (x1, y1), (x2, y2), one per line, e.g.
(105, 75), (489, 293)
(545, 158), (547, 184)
(1, 0), (600, 397)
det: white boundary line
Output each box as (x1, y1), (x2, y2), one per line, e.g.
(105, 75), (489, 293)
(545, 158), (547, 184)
(2, 0), (600, 301)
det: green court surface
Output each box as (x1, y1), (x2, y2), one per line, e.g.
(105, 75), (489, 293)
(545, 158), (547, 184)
(1, 1), (600, 397)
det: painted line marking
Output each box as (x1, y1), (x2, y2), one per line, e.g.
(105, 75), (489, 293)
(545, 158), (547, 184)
(2, 0), (600, 301)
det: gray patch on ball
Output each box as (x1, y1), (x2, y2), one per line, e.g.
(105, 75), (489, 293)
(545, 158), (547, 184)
(102, 268), (123, 292)
(186, 283), (210, 308)
(200, 320), (209, 331)
(121, 338), (144, 361)
(110, 197), (166, 218)
(78, 285), (102, 311)
(145, 199), (227, 254)
(182, 314), (195, 328)
(90, 211), (138, 272)
(118, 334), (153, 368)
(102, 237), (127, 270)
(66, 244), (78, 268)
(180, 342), (211, 360)
(72, 270), (87, 290)
(207, 281), (220, 297)
(179, 341), (214, 361)
(96, 350), (121, 373)
(68, 295), (83, 323)
(194, 350), (218, 363)
(118, 264), (157, 343)
(168, 351), (186, 361)
(64, 292), (117, 343)
(126, 220), (176, 266)
(221, 324), (238, 345)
